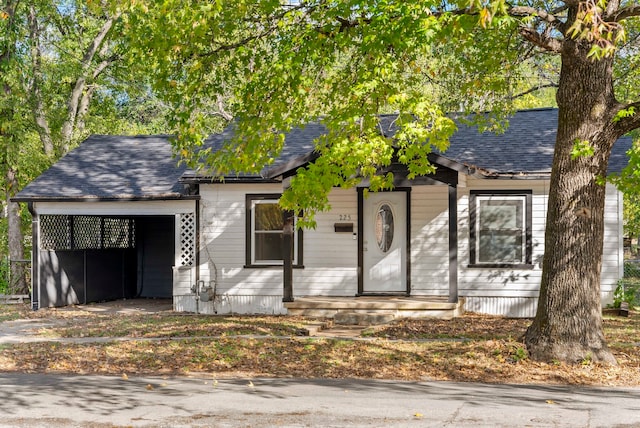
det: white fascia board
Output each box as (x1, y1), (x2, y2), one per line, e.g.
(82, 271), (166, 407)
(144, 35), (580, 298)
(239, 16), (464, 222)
(33, 200), (196, 216)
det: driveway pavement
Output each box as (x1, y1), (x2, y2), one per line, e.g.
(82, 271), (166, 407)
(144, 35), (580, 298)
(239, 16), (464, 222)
(0, 374), (639, 427)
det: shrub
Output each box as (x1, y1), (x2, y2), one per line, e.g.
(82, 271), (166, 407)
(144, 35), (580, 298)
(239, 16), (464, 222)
(0, 261), (8, 295)
(613, 262), (640, 308)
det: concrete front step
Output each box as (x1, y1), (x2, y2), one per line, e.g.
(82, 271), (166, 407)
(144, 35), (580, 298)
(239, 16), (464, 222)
(285, 296), (465, 320)
(334, 311), (395, 326)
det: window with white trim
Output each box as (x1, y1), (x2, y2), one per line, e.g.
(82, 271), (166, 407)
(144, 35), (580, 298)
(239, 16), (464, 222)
(469, 191), (532, 267)
(246, 195), (302, 267)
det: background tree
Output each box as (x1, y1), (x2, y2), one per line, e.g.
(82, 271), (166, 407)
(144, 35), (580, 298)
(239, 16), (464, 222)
(0, 0), (171, 294)
(125, 0), (638, 364)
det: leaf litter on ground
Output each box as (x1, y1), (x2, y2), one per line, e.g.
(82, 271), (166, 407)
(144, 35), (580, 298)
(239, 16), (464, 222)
(0, 304), (639, 386)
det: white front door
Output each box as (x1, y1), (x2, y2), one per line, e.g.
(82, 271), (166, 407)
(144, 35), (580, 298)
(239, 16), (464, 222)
(362, 191), (407, 293)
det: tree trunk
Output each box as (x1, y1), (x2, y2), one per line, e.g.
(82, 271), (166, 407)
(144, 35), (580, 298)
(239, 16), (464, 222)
(6, 168), (27, 295)
(525, 37), (619, 364)
(60, 12), (119, 152)
(28, 4), (54, 157)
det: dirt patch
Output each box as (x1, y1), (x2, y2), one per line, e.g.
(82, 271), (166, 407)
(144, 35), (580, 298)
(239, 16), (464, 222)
(54, 298), (174, 314)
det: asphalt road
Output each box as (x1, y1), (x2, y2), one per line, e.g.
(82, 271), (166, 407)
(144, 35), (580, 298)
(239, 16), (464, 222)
(0, 374), (639, 427)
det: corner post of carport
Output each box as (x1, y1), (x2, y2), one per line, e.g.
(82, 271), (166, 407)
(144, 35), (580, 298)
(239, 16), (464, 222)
(27, 202), (39, 310)
(448, 184), (459, 303)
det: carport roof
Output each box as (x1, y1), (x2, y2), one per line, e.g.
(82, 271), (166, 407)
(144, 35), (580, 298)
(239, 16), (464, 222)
(14, 135), (189, 201)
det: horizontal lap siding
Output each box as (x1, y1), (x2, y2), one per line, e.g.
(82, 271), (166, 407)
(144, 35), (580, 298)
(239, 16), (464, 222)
(458, 179), (548, 291)
(458, 180), (548, 316)
(197, 185), (358, 312)
(200, 183), (284, 297)
(601, 183), (624, 304)
(410, 186), (450, 296)
(457, 180), (623, 316)
(193, 179), (622, 316)
(297, 188), (358, 295)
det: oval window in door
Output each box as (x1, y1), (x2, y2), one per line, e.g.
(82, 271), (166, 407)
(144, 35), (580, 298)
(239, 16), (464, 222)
(375, 203), (394, 252)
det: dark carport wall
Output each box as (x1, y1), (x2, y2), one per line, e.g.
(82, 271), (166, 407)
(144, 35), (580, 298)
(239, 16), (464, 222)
(35, 214), (175, 307)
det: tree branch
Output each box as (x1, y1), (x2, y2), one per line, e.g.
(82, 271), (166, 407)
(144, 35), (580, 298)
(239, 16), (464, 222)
(519, 27), (564, 53)
(613, 102), (640, 136)
(509, 6), (563, 27)
(608, 5), (640, 22)
(510, 83), (559, 100)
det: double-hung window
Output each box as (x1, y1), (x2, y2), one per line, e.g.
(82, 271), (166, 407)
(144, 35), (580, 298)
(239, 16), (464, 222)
(469, 190), (532, 267)
(246, 194), (302, 267)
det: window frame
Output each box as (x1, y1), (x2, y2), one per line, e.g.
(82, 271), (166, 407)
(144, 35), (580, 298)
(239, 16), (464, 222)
(245, 194), (303, 268)
(469, 190), (533, 268)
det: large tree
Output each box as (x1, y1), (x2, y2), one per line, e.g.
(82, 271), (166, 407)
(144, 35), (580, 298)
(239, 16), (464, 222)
(125, 0), (640, 363)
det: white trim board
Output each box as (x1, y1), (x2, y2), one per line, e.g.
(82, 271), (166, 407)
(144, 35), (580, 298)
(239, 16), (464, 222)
(33, 200), (196, 216)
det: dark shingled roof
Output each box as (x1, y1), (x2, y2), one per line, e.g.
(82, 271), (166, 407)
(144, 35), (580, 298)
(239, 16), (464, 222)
(181, 122), (325, 181)
(15, 135), (188, 201)
(14, 108), (632, 201)
(442, 108), (631, 175)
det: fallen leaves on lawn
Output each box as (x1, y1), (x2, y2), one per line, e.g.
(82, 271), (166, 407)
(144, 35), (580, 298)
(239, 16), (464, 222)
(2, 307), (639, 387)
(1, 335), (639, 386)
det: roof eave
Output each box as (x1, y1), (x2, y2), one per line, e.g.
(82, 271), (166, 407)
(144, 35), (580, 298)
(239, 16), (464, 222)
(11, 194), (198, 203)
(263, 151), (321, 180)
(180, 175), (281, 184)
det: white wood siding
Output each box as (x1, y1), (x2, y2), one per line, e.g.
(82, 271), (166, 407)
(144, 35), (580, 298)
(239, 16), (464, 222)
(601, 183), (624, 305)
(195, 184), (358, 313)
(458, 179), (623, 316)
(410, 186), (450, 296)
(190, 178), (624, 316)
(295, 188), (358, 294)
(457, 179), (547, 316)
(458, 179), (547, 292)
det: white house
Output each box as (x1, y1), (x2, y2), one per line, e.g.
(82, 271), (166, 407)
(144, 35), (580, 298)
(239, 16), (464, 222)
(14, 108), (630, 318)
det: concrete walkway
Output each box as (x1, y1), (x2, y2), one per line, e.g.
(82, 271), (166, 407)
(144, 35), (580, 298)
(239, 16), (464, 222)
(0, 374), (639, 427)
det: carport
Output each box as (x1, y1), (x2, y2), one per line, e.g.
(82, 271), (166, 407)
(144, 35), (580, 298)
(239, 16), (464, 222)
(35, 214), (176, 307)
(12, 135), (198, 310)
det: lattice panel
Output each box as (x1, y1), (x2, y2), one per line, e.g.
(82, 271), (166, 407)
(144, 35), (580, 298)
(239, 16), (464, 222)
(180, 213), (195, 266)
(73, 216), (102, 249)
(103, 218), (133, 249)
(41, 215), (136, 251)
(40, 215), (71, 250)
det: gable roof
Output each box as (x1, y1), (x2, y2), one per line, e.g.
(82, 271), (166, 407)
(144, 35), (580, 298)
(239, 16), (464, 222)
(14, 108), (632, 201)
(14, 135), (189, 201)
(265, 108), (632, 179)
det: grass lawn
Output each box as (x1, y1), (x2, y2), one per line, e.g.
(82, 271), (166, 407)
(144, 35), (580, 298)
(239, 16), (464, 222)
(0, 304), (639, 386)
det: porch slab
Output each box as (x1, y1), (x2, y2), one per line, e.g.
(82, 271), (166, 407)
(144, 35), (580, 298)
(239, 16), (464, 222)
(285, 296), (464, 320)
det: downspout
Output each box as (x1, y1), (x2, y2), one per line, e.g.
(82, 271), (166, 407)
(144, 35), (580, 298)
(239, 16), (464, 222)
(27, 202), (39, 310)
